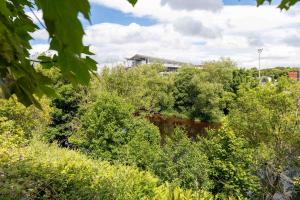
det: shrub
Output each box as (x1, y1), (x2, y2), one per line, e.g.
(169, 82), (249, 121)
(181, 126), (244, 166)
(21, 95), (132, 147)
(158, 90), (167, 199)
(0, 140), (159, 200)
(0, 140), (218, 200)
(0, 97), (51, 138)
(197, 127), (260, 198)
(0, 117), (28, 167)
(75, 93), (162, 169)
(154, 183), (214, 200)
(153, 129), (211, 190)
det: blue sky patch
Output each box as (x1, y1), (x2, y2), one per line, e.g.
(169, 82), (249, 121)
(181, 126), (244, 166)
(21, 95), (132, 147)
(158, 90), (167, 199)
(89, 3), (157, 26)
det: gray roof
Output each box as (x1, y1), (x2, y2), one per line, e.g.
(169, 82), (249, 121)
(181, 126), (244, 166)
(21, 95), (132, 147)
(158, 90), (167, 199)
(127, 54), (189, 65)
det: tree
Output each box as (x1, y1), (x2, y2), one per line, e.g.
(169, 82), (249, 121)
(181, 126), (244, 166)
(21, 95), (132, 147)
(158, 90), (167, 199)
(45, 72), (87, 147)
(100, 64), (174, 113)
(197, 127), (260, 199)
(201, 58), (236, 92)
(77, 92), (161, 170)
(153, 128), (211, 190)
(229, 78), (300, 159)
(0, 96), (51, 138)
(228, 78), (300, 198)
(173, 66), (228, 122)
(0, 0), (136, 108)
(173, 67), (201, 116)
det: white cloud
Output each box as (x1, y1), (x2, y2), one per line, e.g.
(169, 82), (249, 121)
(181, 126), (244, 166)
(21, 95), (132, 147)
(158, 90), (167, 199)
(161, 0), (223, 11)
(30, 29), (49, 41)
(283, 34), (300, 47)
(30, 0), (300, 68)
(25, 10), (43, 24)
(84, 23), (194, 64)
(30, 44), (49, 56)
(173, 17), (221, 38)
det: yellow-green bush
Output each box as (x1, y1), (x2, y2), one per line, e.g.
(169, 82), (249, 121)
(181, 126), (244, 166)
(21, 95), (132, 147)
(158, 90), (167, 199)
(154, 184), (214, 200)
(0, 140), (216, 200)
(0, 138), (218, 200)
(0, 141), (159, 199)
(0, 97), (51, 138)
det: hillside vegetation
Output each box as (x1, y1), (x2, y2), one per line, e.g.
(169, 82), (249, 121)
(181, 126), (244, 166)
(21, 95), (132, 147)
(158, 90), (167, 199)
(0, 62), (300, 199)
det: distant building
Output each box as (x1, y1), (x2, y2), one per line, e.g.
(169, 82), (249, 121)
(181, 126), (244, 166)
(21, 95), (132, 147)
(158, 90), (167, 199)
(288, 71), (300, 81)
(126, 54), (193, 72)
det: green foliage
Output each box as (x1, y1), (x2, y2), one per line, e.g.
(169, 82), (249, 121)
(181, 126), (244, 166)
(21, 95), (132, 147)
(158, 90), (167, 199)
(0, 140), (160, 200)
(201, 58), (236, 92)
(77, 92), (162, 169)
(154, 183), (214, 200)
(128, 0), (138, 6)
(100, 64), (174, 112)
(173, 67), (200, 115)
(173, 64), (233, 122)
(228, 78), (300, 198)
(0, 0), (135, 108)
(230, 69), (258, 94)
(0, 139), (216, 200)
(0, 117), (26, 151)
(5, 1), (300, 199)
(0, 97), (51, 168)
(228, 78), (300, 160)
(192, 78), (225, 122)
(34, 0), (98, 87)
(0, 0), (93, 108)
(153, 129), (211, 190)
(46, 81), (86, 142)
(198, 127), (260, 198)
(257, 0), (299, 10)
(260, 67), (296, 80)
(0, 97), (50, 138)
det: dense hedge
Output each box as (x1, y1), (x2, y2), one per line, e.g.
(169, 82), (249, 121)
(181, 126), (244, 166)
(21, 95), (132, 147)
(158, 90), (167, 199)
(0, 140), (214, 200)
(0, 140), (159, 199)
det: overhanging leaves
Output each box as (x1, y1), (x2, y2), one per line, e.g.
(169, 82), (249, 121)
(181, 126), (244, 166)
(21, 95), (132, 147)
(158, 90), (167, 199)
(256, 0), (299, 10)
(127, 0), (138, 6)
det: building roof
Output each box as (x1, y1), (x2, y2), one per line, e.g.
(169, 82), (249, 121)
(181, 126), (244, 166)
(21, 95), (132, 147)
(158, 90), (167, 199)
(127, 54), (190, 66)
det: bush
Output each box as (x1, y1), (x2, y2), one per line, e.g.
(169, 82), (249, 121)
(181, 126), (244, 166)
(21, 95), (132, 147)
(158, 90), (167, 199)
(76, 93), (162, 169)
(0, 97), (51, 138)
(153, 129), (211, 190)
(0, 117), (28, 167)
(197, 127), (260, 198)
(0, 140), (217, 200)
(100, 65), (174, 113)
(154, 183), (214, 200)
(0, 97), (50, 161)
(0, 140), (159, 200)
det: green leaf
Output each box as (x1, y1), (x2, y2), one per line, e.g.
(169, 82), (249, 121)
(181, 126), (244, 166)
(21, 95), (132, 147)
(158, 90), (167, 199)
(256, 0), (299, 9)
(127, 0), (138, 6)
(278, 0), (299, 10)
(256, 0), (266, 6)
(0, 0), (11, 17)
(35, 0), (97, 88)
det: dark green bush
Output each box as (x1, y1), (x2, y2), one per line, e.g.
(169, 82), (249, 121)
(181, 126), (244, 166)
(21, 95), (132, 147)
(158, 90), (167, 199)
(153, 129), (211, 190)
(197, 127), (260, 198)
(75, 92), (162, 170)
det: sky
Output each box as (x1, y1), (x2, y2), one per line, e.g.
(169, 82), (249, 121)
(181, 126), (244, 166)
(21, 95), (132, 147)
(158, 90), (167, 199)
(28, 0), (300, 68)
